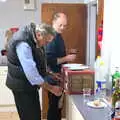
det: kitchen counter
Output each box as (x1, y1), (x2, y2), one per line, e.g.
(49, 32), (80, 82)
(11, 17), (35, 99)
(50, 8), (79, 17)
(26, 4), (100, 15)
(0, 55), (7, 66)
(66, 95), (111, 120)
(0, 66), (15, 105)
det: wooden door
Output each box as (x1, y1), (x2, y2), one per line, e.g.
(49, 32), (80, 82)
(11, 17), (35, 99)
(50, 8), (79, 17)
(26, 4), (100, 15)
(41, 3), (87, 119)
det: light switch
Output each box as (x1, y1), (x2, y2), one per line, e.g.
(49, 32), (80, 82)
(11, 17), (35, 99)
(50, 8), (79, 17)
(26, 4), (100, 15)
(23, 0), (36, 10)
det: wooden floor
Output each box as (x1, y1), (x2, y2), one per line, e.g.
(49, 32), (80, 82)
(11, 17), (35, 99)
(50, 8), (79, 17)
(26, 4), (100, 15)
(0, 105), (66, 120)
(0, 112), (66, 120)
(0, 112), (19, 120)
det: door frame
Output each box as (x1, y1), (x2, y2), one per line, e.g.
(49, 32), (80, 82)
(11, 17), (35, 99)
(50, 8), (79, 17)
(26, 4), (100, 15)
(86, 1), (97, 68)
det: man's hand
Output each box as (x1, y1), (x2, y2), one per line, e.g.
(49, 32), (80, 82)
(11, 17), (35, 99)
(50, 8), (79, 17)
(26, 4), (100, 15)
(50, 85), (63, 96)
(49, 72), (63, 82)
(57, 54), (76, 64)
(41, 82), (63, 96)
(65, 54), (76, 62)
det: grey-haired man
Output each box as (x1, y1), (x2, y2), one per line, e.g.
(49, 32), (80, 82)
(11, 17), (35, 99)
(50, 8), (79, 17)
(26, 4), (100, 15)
(6, 23), (62, 120)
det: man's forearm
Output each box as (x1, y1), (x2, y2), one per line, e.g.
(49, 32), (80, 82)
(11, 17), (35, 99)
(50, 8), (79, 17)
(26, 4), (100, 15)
(41, 82), (53, 92)
(41, 82), (62, 96)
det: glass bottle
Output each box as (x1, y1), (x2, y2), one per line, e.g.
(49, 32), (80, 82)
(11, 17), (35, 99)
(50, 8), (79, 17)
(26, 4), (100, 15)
(112, 67), (120, 91)
(112, 79), (120, 107)
(114, 101), (120, 120)
(94, 56), (106, 93)
(112, 79), (120, 119)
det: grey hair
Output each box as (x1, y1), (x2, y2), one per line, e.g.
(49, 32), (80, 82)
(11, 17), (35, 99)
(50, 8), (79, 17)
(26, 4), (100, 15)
(35, 23), (56, 37)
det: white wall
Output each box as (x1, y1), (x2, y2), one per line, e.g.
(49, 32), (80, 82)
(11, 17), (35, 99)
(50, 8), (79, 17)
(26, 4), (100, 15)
(0, 1), (34, 28)
(101, 0), (120, 88)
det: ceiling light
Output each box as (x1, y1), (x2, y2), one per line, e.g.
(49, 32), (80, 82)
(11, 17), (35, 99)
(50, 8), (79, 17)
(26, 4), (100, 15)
(0, 0), (7, 2)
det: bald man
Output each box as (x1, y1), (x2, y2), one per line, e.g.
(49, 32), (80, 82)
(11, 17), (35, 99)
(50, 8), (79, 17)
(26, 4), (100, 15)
(45, 12), (76, 120)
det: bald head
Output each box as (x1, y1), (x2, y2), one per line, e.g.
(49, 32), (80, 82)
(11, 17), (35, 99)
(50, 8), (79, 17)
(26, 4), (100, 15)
(52, 12), (67, 33)
(53, 12), (67, 21)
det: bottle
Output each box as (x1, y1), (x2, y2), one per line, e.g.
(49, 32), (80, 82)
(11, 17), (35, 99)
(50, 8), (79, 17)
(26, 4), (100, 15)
(112, 67), (120, 91)
(94, 56), (106, 93)
(112, 79), (120, 107)
(114, 101), (120, 120)
(112, 79), (120, 119)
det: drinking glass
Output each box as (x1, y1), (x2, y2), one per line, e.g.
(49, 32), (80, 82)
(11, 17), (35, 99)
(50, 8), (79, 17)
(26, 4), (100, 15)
(83, 88), (91, 103)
